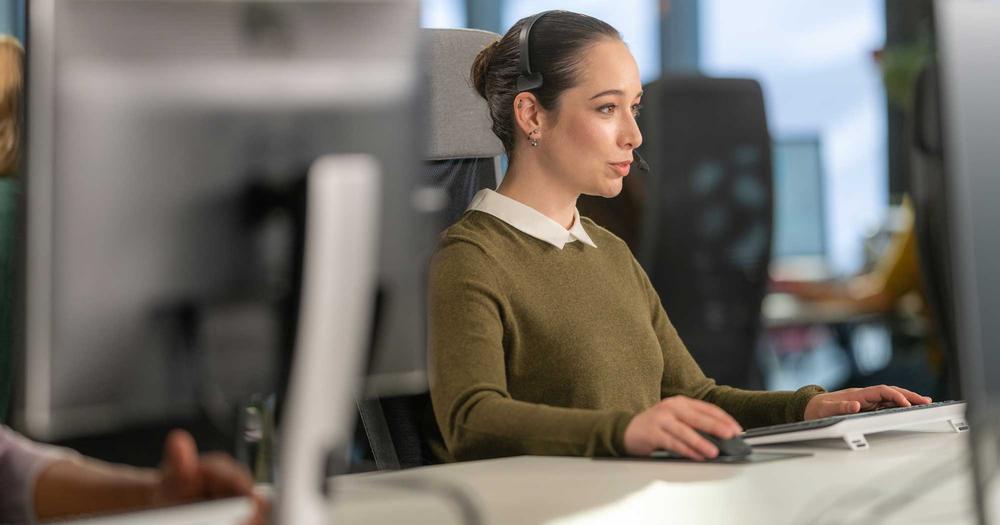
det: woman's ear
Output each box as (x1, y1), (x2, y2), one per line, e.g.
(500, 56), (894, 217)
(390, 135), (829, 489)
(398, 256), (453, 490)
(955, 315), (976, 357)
(512, 92), (544, 144)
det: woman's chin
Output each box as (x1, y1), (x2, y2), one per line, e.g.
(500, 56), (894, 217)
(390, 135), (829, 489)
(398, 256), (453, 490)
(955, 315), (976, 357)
(580, 177), (623, 199)
(598, 179), (624, 198)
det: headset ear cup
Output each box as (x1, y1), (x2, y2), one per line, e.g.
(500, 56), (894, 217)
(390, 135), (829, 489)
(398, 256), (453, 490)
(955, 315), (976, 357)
(516, 73), (544, 93)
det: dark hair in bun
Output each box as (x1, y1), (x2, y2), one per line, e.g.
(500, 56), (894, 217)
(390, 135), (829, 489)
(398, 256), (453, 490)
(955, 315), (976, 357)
(469, 11), (620, 157)
(471, 40), (500, 100)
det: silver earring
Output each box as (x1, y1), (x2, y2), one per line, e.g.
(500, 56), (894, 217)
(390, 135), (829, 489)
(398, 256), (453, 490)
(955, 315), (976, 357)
(530, 138), (539, 147)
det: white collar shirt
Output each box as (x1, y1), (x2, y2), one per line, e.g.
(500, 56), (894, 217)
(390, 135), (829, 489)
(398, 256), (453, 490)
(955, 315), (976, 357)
(466, 189), (597, 250)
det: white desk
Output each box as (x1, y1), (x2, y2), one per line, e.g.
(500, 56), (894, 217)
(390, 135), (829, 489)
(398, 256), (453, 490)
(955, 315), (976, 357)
(62, 428), (982, 525)
(328, 429), (977, 525)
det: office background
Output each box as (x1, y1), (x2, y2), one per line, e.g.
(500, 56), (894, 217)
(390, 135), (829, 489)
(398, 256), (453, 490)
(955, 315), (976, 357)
(422, 0), (908, 274)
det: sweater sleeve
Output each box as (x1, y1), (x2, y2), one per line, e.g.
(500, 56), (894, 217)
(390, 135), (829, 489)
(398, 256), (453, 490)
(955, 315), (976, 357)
(427, 239), (633, 461)
(0, 426), (78, 525)
(629, 257), (824, 429)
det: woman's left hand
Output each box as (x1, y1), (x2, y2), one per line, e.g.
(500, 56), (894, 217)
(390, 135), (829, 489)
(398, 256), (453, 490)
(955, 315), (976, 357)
(804, 385), (932, 420)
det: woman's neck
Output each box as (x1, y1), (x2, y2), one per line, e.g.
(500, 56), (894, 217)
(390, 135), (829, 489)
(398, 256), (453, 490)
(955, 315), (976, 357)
(497, 156), (578, 230)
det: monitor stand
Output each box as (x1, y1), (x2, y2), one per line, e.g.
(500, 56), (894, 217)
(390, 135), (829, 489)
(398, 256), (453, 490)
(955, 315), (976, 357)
(277, 155), (381, 525)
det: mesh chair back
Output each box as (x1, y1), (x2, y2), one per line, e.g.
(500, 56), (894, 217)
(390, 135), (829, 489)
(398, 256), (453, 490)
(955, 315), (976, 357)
(636, 76), (773, 388)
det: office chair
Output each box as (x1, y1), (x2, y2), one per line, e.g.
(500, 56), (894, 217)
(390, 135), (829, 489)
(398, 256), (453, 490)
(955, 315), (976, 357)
(355, 28), (504, 470)
(581, 76), (772, 389)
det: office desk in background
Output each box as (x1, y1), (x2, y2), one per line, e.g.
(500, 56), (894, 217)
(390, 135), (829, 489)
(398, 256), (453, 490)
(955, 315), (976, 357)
(759, 291), (903, 392)
(330, 428), (974, 525)
(762, 292), (882, 329)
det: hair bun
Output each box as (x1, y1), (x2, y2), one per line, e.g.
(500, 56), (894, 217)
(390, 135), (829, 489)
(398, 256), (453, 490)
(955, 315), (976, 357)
(470, 40), (500, 100)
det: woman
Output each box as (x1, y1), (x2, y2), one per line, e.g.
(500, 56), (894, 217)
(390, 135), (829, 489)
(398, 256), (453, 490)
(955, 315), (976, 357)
(425, 11), (930, 463)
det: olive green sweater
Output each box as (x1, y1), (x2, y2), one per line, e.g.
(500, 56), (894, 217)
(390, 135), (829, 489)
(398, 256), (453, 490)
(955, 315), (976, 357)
(425, 210), (823, 462)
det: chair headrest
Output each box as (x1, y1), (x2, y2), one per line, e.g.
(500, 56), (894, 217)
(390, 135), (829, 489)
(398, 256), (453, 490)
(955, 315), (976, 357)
(422, 28), (505, 161)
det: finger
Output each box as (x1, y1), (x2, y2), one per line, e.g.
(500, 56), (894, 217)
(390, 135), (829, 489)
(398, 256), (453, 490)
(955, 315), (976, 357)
(674, 406), (741, 439)
(256, 494), (272, 525)
(660, 419), (718, 459)
(871, 385), (912, 408)
(676, 398), (743, 434)
(656, 428), (706, 461)
(162, 430), (201, 499)
(199, 453), (255, 499)
(890, 386), (932, 404)
(205, 456), (254, 498)
(820, 400), (861, 418)
(241, 493), (270, 525)
(854, 385), (909, 409)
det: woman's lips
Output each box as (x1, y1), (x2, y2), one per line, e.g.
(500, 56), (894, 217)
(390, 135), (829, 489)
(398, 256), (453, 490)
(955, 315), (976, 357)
(610, 161), (632, 176)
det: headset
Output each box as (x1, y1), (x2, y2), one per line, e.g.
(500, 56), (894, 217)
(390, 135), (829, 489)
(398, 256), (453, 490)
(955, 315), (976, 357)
(515, 10), (555, 92)
(515, 10), (649, 172)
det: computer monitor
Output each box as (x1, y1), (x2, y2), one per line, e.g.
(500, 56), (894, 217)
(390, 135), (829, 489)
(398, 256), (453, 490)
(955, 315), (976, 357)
(15, 0), (435, 442)
(927, 1), (1000, 522)
(771, 135), (827, 262)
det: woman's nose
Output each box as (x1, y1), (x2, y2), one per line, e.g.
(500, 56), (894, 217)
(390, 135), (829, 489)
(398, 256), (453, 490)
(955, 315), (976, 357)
(620, 115), (642, 150)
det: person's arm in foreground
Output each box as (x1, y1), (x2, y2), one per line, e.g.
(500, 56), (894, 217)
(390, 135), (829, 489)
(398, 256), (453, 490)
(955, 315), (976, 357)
(34, 429), (268, 524)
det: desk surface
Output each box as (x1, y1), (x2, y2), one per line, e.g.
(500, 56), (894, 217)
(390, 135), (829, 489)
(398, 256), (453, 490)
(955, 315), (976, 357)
(62, 428), (981, 525)
(330, 428), (977, 525)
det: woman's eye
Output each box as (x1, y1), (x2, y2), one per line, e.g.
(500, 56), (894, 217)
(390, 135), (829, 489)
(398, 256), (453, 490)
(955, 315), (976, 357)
(598, 104), (616, 115)
(631, 104), (643, 117)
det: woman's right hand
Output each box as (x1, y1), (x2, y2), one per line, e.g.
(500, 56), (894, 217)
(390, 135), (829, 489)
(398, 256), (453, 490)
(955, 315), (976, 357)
(623, 396), (742, 460)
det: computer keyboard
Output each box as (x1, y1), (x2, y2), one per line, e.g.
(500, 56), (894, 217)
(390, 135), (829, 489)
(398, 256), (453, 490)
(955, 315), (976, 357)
(741, 400), (968, 450)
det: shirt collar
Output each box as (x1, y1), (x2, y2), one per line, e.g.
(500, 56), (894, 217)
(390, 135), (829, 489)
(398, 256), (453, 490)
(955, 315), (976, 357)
(466, 189), (597, 250)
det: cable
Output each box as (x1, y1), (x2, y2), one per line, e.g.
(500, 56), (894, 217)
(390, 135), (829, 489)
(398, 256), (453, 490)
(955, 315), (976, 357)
(323, 441), (483, 525)
(341, 476), (484, 525)
(381, 477), (483, 525)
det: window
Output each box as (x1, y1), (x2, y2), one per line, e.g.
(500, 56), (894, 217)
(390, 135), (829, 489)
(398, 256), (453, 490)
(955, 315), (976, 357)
(502, 0), (662, 83)
(421, 0), (467, 28)
(701, 0), (888, 274)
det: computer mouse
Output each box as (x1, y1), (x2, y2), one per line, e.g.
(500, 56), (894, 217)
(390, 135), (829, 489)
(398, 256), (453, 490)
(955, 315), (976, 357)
(697, 430), (753, 458)
(649, 431), (753, 460)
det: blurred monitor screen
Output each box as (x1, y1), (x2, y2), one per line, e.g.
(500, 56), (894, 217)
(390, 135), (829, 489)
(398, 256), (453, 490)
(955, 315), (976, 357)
(771, 135), (829, 279)
(17, 0), (433, 440)
(771, 136), (827, 261)
(934, 0), (1000, 522)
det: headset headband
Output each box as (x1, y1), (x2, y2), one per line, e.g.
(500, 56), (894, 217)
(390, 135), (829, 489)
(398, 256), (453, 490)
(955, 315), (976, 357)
(516, 10), (558, 92)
